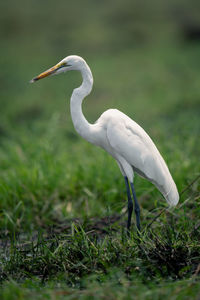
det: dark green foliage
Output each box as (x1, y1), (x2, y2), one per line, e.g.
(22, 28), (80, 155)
(1, 223), (199, 284)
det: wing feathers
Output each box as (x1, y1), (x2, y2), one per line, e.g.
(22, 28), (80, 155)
(105, 110), (179, 205)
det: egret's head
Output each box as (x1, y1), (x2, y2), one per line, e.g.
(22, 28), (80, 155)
(30, 55), (86, 83)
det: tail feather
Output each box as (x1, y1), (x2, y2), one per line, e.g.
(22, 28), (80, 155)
(156, 178), (179, 207)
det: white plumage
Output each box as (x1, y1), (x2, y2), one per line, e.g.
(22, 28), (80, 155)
(95, 109), (179, 206)
(31, 55), (179, 231)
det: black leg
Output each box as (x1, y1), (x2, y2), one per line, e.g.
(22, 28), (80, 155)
(124, 176), (133, 235)
(130, 182), (140, 231)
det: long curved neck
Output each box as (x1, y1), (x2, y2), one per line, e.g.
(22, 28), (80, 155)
(70, 63), (95, 143)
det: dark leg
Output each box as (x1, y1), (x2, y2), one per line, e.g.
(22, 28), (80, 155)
(124, 176), (133, 235)
(130, 182), (140, 231)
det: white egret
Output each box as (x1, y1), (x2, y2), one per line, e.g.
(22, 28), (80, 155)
(30, 55), (179, 233)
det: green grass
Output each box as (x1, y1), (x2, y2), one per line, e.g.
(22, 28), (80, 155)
(1, 0), (200, 298)
(0, 224), (200, 299)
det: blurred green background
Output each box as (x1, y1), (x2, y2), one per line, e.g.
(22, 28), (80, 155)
(0, 0), (200, 228)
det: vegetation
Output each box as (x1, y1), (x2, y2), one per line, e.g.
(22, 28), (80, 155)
(0, 0), (200, 298)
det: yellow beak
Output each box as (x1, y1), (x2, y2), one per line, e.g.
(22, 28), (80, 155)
(30, 62), (62, 83)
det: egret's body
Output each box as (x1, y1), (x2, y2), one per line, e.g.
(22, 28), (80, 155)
(31, 55), (179, 232)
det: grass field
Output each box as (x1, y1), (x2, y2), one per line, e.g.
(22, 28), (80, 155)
(0, 1), (200, 299)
